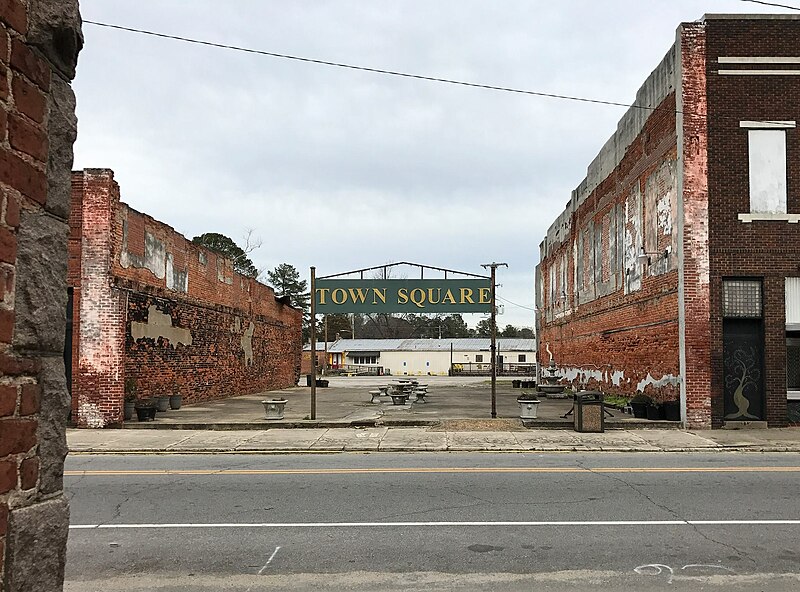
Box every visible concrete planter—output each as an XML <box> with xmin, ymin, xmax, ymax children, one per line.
<box><xmin>262</xmin><ymin>399</ymin><xmax>288</xmax><ymax>420</ymax></box>
<box><xmin>169</xmin><ymin>394</ymin><xmax>182</xmax><ymax>410</ymax></box>
<box><xmin>155</xmin><ymin>396</ymin><xmax>170</xmax><ymax>412</ymax></box>
<box><xmin>517</xmin><ymin>398</ymin><xmax>541</xmax><ymax>419</ymax></box>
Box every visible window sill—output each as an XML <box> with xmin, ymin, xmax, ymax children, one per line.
<box><xmin>788</xmin><ymin>391</ymin><xmax>800</xmax><ymax>401</ymax></box>
<box><xmin>738</xmin><ymin>213</ymin><xmax>800</xmax><ymax>223</ymax></box>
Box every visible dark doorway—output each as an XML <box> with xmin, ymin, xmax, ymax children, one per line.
<box><xmin>722</xmin><ymin>318</ymin><xmax>765</xmax><ymax>421</ymax></box>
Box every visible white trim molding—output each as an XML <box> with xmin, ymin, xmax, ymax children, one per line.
<box><xmin>719</xmin><ymin>57</ymin><xmax>800</xmax><ymax>64</ymax></box>
<box><xmin>738</xmin><ymin>213</ymin><xmax>800</xmax><ymax>223</ymax></box>
<box><xmin>720</xmin><ymin>70</ymin><xmax>800</xmax><ymax>75</ymax></box>
<box><xmin>740</xmin><ymin>120</ymin><xmax>796</xmax><ymax>129</ymax></box>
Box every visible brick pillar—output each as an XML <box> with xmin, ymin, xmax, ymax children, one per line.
<box><xmin>71</xmin><ymin>170</ymin><xmax>125</xmax><ymax>428</ymax></box>
<box><xmin>0</xmin><ymin>0</ymin><xmax>82</xmax><ymax>590</ymax></box>
<box><xmin>677</xmin><ymin>23</ymin><xmax>712</xmax><ymax>428</ymax></box>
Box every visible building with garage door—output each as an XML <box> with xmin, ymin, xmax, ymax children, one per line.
<box><xmin>535</xmin><ymin>14</ymin><xmax>800</xmax><ymax>428</ymax></box>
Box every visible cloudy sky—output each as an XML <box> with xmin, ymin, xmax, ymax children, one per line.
<box><xmin>72</xmin><ymin>0</ymin><xmax>790</xmax><ymax>329</ymax></box>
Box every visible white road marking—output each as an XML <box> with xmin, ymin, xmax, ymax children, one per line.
<box><xmin>635</xmin><ymin>564</ymin><xmax>674</xmax><ymax>584</ymax></box>
<box><xmin>257</xmin><ymin>546</ymin><xmax>280</xmax><ymax>575</ymax></box>
<box><xmin>69</xmin><ymin>519</ymin><xmax>800</xmax><ymax>529</ymax></box>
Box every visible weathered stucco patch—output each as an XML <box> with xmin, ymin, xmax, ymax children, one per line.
<box><xmin>241</xmin><ymin>322</ymin><xmax>255</xmax><ymax>365</ymax></box>
<box><xmin>131</xmin><ymin>305</ymin><xmax>192</xmax><ymax>346</ymax></box>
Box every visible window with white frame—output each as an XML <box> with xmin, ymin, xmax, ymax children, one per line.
<box><xmin>739</xmin><ymin>121</ymin><xmax>795</xmax><ymax>219</ymax></box>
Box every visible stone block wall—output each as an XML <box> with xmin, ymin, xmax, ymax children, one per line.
<box><xmin>69</xmin><ymin>169</ymin><xmax>302</xmax><ymax>427</ymax></box>
<box><xmin>1</xmin><ymin>0</ymin><xmax>82</xmax><ymax>590</ymax></box>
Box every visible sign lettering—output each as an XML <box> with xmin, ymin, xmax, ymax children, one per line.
<box><xmin>315</xmin><ymin>279</ymin><xmax>491</xmax><ymax>313</ymax></box>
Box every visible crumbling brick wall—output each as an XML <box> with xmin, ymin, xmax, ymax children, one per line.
<box><xmin>536</xmin><ymin>51</ymin><xmax>681</xmax><ymax>404</ymax></box>
<box><xmin>1</xmin><ymin>0</ymin><xmax>82</xmax><ymax>590</ymax></box>
<box><xmin>69</xmin><ymin>169</ymin><xmax>302</xmax><ymax>426</ymax></box>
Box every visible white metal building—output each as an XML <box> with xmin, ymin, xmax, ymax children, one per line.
<box><xmin>327</xmin><ymin>338</ymin><xmax>537</xmax><ymax>376</ymax></box>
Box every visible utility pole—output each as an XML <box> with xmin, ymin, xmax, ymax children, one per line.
<box><xmin>310</xmin><ymin>266</ymin><xmax>316</xmax><ymax>420</ymax></box>
<box><xmin>481</xmin><ymin>262</ymin><xmax>508</xmax><ymax>419</ymax></box>
<box><xmin>323</xmin><ymin>315</ymin><xmax>328</xmax><ymax>376</ymax></box>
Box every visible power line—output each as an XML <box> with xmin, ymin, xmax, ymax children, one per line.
<box><xmin>83</xmin><ymin>20</ymin><xmax>675</xmax><ymax>115</ymax></box>
<box><xmin>739</xmin><ymin>0</ymin><xmax>800</xmax><ymax>10</ymax></box>
<box><xmin>496</xmin><ymin>295</ymin><xmax>537</xmax><ymax>312</ymax></box>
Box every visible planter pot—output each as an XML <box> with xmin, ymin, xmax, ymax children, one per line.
<box><xmin>630</xmin><ymin>401</ymin><xmax>648</xmax><ymax>419</ymax></box>
<box><xmin>518</xmin><ymin>398</ymin><xmax>541</xmax><ymax>419</ymax></box>
<box><xmin>124</xmin><ymin>400</ymin><xmax>135</xmax><ymax>421</ymax></box>
<box><xmin>169</xmin><ymin>395</ymin><xmax>182</xmax><ymax>410</ymax></box>
<box><xmin>262</xmin><ymin>399</ymin><xmax>288</xmax><ymax>420</ymax></box>
<box><xmin>512</xmin><ymin>380</ymin><xmax>521</xmax><ymax>389</ymax></box>
<box><xmin>155</xmin><ymin>396</ymin><xmax>170</xmax><ymax>412</ymax></box>
<box><xmin>662</xmin><ymin>400</ymin><xmax>680</xmax><ymax>422</ymax></box>
<box><xmin>135</xmin><ymin>406</ymin><xmax>155</xmax><ymax>422</ymax></box>
<box><xmin>646</xmin><ymin>404</ymin><xmax>665</xmax><ymax>421</ymax></box>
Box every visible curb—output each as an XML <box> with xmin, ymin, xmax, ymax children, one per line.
<box><xmin>67</xmin><ymin>445</ymin><xmax>800</xmax><ymax>455</ymax></box>
<box><xmin>119</xmin><ymin>419</ymin><xmax>681</xmax><ymax>431</ymax></box>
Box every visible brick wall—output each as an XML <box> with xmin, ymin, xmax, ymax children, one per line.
<box><xmin>69</xmin><ymin>169</ymin><xmax>302</xmax><ymax>426</ymax></box>
<box><xmin>704</xmin><ymin>17</ymin><xmax>800</xmax><ymax>427</ymax></box>
<box><xmin>678</xmin><ymin>22</ymin><xmax>712</xmax><ymax>428</ymax></box>
<box><xmin>1</xmin><ymin>0</ymin><xmax>82</xmax><ymax>589</ymax></box>
<box><xmin>536</xmin><ymin>81</ymin><xmax>682</xmax><ymax>402</ymax></box>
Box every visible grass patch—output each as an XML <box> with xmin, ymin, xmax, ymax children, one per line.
<box><xmin>602</xmin><ymin>394</ymin><xmax>630</xmax><ymax>407</ymax></box>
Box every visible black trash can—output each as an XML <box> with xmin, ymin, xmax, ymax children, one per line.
<box><xmin>574</xmin><ymin>390</ymin><xmax>604</xmax><ymax>433</ymax></box>
<box><xmin>305</xmin><ymin>374</ymin><xmax>312</xmax><ymax>387</ymax></box>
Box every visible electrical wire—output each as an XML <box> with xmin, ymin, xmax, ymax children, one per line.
<box><xmin>738</xmin><ymin>0</ymin><xmax>800</xmax><ymax>10</ymax></box>
<box><xmin>496</xmin><ymin>295</ymin><xmax>537</xmax><ymax>312</ymax></box>
<box><xmin>83</xmin><ymin>20</ymin><xmax>678</xmax><ymax>114</ymax></box>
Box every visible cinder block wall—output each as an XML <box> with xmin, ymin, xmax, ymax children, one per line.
<box><xmin>0</xmin><ymin>0</ymin><xmax>82</xmax><ymax>589</ymax></box>
<box><xmin>69</xmin><ymin>169</ymin><xmax>302</xmax><ymax>427</ymax></box>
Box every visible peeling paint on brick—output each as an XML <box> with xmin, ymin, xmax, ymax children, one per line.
<box><xmin>636</xmin><ymin>372</ymin><xmax>681</xmax><ymax>393</ymax></box>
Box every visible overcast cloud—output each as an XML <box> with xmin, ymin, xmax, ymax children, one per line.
<box><xmin>73</xmin><ymin>1</ymin><xmax>789</xmax><ymax>329</ymax></box>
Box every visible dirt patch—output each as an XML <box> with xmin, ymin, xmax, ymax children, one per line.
<box><xmin>428</xmin><ymin>419</ymin><xmax>524</xmax><ymax>432</ymax></box>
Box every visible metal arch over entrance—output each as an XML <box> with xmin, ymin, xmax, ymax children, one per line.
<box><xmin>316</xmin><ymin>262</ymin><xmax>491</xmax><ymax>314</ymax></box>
<box><xmin>308</xmin><ymin>262</ymin><xmax>501</xmax><ymax>420</ymax></box>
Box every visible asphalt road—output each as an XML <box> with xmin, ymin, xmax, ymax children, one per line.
<box><xmin>64</xmin><ymin>452</ymin><xmax>800</xmax><ymax>591</ymax></box>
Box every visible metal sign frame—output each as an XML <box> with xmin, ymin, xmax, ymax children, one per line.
<box><xmin>308</xmin><ymin>262</ymin><xmax>502</xmax><ymax>420</ymax></box>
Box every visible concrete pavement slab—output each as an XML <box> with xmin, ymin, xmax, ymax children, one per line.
<box><xmin>234</xmin><ymin>429</ymin><xmax>328</xmax><ymax>451</ymax></box>
<box><xmin>636</xmin><ymin>430</ymin><xmax>720</xmax><ymax>450</ymax></box>
<box><xmin>311</xmin><ymin>427</ymin><xmax>389</xmax><ymax>451</ymax></box>
<box><xmin>691</xmin><ymin>429</ymin><xmax>800</xmax><ymax>451</ymax></box>
<box><xmin>446</xmin><ymin>431</ymin><xmax>524</xmax><ymax>451</ymax></box>
<box><xmin>511</xmin><ymin>430</ymin><xmax>580</xmax><ymax>451</ymax></box>
<box><xmin>378</xmin><ymin>428</ymin><xmax>447</xmax><ymax>451</ymax></box>
<box><xmin>166</xmin><ymin>431</ymin><xmax>263</xmax><ymax>451</ymax></box>
<box><xmin>68</xmin><ymin>429</ymin><xmax>200</xmax><ymax>451</ymax></box>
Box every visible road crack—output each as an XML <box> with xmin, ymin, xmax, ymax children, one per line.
<box><xmin>575</xmin><ymin>459</ymin><xmax>756</xmax><ymax>565</ymax></box>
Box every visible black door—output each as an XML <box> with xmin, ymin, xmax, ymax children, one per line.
<box><xmin>722</xmin><ymin>318</ymin><xmax>765</xmax><ymax>421</ymax></box>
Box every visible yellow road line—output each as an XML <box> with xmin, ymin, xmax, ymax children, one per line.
<box><xmin>64</xmin><ymin>466</ymin><xmax>800</xmax><ymax>476</ymax></box>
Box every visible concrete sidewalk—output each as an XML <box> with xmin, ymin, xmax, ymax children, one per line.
<box><xmin>67</xmin><ymin>425</ymin><xmax>800</xmax><ymax>454</ymax></box>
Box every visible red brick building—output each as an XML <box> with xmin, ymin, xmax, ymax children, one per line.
<box><xmin>535</xmin><ymin>14</ymin><xmax>800</xmax><ymax>429</ymax></box>
<box><xmin>68</xmin><ymin>169</ymin><xmax>302</xmax><ymax>428</ymax></box>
